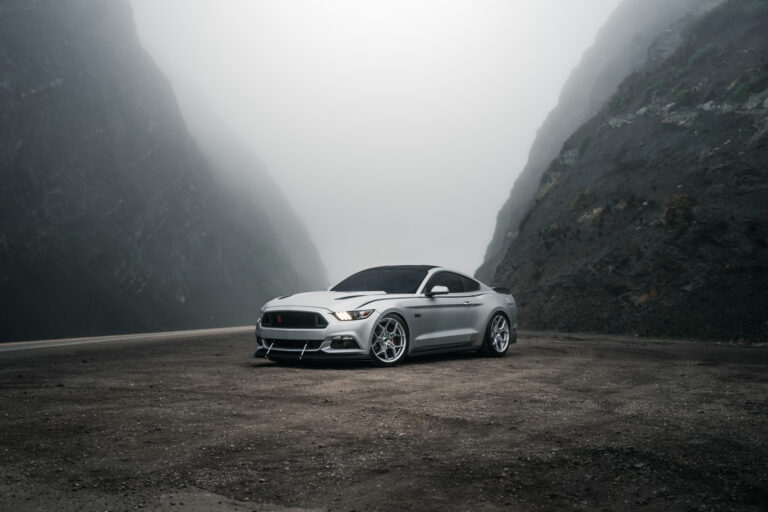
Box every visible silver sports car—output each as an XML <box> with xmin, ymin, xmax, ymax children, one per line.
<box><xmin>253</xmin><ymin>265</ymin><xmax>517</xmax><ymax>366</ymax></box>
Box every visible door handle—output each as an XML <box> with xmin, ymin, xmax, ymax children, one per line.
<box><xmin>463</xmin><ymin>301</ymin><xmax>477</xmax><ymax>306</ymax></box>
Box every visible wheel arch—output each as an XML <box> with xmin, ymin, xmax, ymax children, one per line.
<box><xmin>486</xmin><ymin>307</ymin><xmax>511</xmax><ymax>327</ymax></box>
<box><xmin>376</xmin><ymin>309</ymin><xmax>410</xmax><ymax>335</ymax></box>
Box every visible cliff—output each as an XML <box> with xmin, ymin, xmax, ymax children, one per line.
<box><xmin>0</xmin><ymin>0</ymin><xmax>326</xmax><ymax>341</ymax></box>
<box><xmin>488</xmin><ymin>0</ymin><xmax>768</xmax><ymax>340</ymax></box>
<box><xmin>477</xmin><ymin>0</ymin><xmax>724</xmax><ymax>283</ymax></box>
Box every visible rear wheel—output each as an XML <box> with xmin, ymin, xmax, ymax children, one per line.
<box><xmin>370</xmin><ymin>315</ymin><xmax>409</xmax><ymax>367</ymax></box>
<box><xmin>481</xmin><ymin>313</ymin><xmax>510</xmax><ymax>357</ymax></box>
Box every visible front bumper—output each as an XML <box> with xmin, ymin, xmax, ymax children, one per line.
<box><xmin>254</xmin><ymin>307</ymin><xmax>377</xmax><ymax>361</ymax></box>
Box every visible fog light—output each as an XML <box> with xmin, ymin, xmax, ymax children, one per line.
<box><xmin>330</xmin><ymin>336</ymin><xmax>359</xmax><ymax>349</ymax></box>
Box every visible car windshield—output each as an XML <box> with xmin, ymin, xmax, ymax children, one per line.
<box><xmin>331</xmin><ymin>268</ymin><xmax>429</xmax><ymax>294</ymax></box>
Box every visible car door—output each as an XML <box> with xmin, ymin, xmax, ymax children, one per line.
<box><xmin>456</xmin><ymin>273</ymin><xmax>488</xmax><ymax>346</ymax></box>
<box><xmin>407</xmin><ymin>271</ymin><xmax>477</xmax><ymax>351</ymax></box>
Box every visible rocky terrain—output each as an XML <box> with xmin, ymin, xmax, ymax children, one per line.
<box><xmin>482</xmin><ymin>0</ymin><xmax>768</xmax><ymax>341</ymax></box>
<box><xmin>0</xmin><ymin>330</ymin><xmax>766</xmax><ymax>511</ymax></box>
<box><xmin>0</xmin><ymin>0</ymin><xmax>326</xmax><ymax>342</ymax></box>
<box><xmin>477</xmin><ymin>0</ymin><xmax>724</xmax><ymax>284</ymax></box>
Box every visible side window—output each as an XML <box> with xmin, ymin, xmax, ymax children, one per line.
<box><xmin>424</xmin><ymin>272</ymin><xmax>464</xmax><ymax>293</ymax></box>
<box><xmin>461</xmin><ymin>276</ymin><xmax>480</xmax><ymax>292</ymax></box>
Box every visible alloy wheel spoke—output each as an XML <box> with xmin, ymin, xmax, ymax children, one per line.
<box><xmin>490</xmin><ymin>315</ymin><xmax>509</xmax><ymax>352</ymax></box>
<box><xmin>372</xmin><ymin>318</ymin><xmax>406</xmax><ymax>363</ymax></box>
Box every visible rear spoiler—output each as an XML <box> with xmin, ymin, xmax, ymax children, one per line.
<box><xmin>493</xmin><ymin>287</ymin><xmax>512</xmax><ymax>295</ymax></box>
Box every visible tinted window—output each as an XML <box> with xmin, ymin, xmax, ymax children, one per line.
<box><xmin>461</xmin><ymin>276</ymin><xmax>480</xmax><ymax>292</ymax></box>
<box><xmin>331</xmin><ymin>268</ymin><xmax>429</xmax><ymax>294</ymax></box>
<box><xmin>424</xmin><ymin>272</ymin><xmax>464</xmax><ymax>293</ymax></box>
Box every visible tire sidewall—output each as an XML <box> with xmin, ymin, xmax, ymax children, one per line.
<box><xmin>483</xmin><ymin>312</ymin><xmax>510</xmax><ymax>357</ymax></box>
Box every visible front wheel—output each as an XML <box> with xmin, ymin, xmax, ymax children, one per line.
<box><xmin>481</xmin><ymin>313</ymin><xmax>511</xmax><ymax>357</ymax></box>
<box><xmin>370</xmin><ymin>314</ymin><xmax>409</xmax><ymax>367</ymax></box>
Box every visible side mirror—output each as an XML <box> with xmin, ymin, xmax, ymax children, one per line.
<box><xmin>426</xmin><ymin>285</ymin><xmax>449</xmax><ymax>297</ymax></box>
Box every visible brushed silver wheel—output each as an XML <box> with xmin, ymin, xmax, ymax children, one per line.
<box><xmin>370</xmin><ymin>315</ymin><xmax>408</xmax><ymax>366</ymax></box>
<box><xmin>482</xmin><ymin>313</ymin><xmax>510</xmax><ymax>356</ymax></box>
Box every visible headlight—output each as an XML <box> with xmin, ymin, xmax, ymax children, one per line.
<box><xmin>333</xmin><ymin>309</ymin><xmax>374</xmax><ymax>321</ymax></box>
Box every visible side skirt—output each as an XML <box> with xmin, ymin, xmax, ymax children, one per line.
<box><xmin>408</xmin><ymin>344</ymin><xmax>478</xmax><ymax>358</ymax></box>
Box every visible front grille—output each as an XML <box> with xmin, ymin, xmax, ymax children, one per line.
<box><xmin>261</xmin><ymin>311</ymin><xmax>328</xmax><ymax>329</ymax></box>
<box><xmin>262</xmin><ymin>338</ymin><xmax>323</xmax><ymax>351</ymax></box>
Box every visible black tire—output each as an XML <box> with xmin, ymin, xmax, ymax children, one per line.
<box><xmin>480</xmin><ymin>312</ymin><xmax>511</xmax><ymax>357</ymax></box>
<box><xmin>369</xmin><ymin>314</ymin><xmax>410</xmax><ymax>367</ymax></box>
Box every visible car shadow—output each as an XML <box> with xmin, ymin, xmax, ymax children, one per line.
<box><xmin>248</xmin><ymin>348</ymin><xmax>520</xmax><ymax>370</ymax></box>
<box><xmin>250</xmin><ymin>358</ymin><xmax>369</xmax><ymax>371</ymax></box>
<box><xmin>404</xmin><ymin>349</ymin><xmax>521</xmax><ymax>365</ymax></box>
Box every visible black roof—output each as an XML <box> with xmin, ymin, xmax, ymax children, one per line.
<box><xmin>362</xmin><ymin>265</ymin><xmax>438</xmax><ymax>271</ymax></box>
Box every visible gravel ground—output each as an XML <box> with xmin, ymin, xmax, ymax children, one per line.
<box><xmin>0</xmin><ymin>331</ymin><xmax>766</xmax><ymax>511</ymax></box>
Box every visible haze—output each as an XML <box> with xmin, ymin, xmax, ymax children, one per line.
<box><xmin>130</xmin><ymin>0</ymin><xmax>622</xmax><ymax>284</ymax></box>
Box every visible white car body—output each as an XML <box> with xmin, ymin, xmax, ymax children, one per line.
<box><xmin>254</xmin><ymin>265</ymin><xmax>517</xmax><ymax>365</ymax></box>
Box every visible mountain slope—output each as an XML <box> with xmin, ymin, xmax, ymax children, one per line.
<box><xmin>490</xmin><ymin>0</ymin><xmax>768</xmax><ymax>340</ymax></box>
<box><xmin>477</xmin><ymin>0</ymin><xmax>724</xmax><ymax>283</ymax></box>
<box><xmin>171</xmin><ymin>97</ymin><xmax>328</xmax><ymax>286</ymax></box>
<box><xmin>0</xmin><ymin>0</ymin><xmax>325</xmax><ymax>341</ymax></box>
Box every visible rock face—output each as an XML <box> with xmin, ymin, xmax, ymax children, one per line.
<box><xmin>486</xmin><ymin>0</ymin><xmax>768</xmax><ymax>340</ymax></box>
<box><xmin>477</xmin><ymin>0</ymin><xmax>723</xmax><ymax>283</ymax></box>
<box><xmin>0</xmin><ymin>0</ymin><xmax>327</xmax><ymax>342</ymax></box>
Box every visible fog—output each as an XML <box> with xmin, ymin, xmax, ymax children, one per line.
<box><xmin>130</xmin><ymin>0</ymin><xmax>621</xmax><ymax>284</ymax></box>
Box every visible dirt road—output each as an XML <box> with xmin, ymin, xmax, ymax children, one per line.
<box><xmin>0</xmin><ymin>331</ymin><xmax>766</xmax><ymax>511</ymax></box>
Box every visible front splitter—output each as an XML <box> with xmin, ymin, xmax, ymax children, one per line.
<box><xmin>252</xmin><ymin>347</ymin><xmax>370</xmax><ymax>362</ymax></box>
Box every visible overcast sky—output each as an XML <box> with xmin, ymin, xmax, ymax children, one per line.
<box><xmin>130</xmin><ymin>0</ymin><xmax>622</xmax><ymax>284</ymax></box>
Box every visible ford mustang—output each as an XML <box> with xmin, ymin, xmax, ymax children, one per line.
<box><xmin>253</xmin><ymin>265</ymin><xmax>517</xmax><ymax>366</ymax></box>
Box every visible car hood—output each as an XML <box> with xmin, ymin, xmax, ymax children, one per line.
<box><xmin>263</xmin><ymin>291</ymin><xmax>406</xmax><ymax>312</ymax></box>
